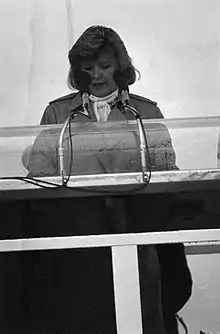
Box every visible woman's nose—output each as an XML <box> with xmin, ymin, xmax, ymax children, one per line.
<box><xmin>93</xmin><ymin>66</ymin><xmax>102</xmax><ymax>79</ymax></box>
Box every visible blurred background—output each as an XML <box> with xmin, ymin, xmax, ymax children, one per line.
<box><xmin>0</xmin><ymin>0</ymin><xmax>219</xmax><ymax>126</ymax></box>
<box><xmin>0</xmin><ymin>0</ymin><xmax>220</xmax><ymax>332</ymax></box>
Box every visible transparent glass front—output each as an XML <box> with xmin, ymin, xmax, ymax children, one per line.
<box><xmin>0</xmin><ymin>117</ymin><xmax>220</xmax><ymax>178</ymax></box>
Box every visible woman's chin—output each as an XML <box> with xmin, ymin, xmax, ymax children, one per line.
<box><xmin>90</xmin><ymin>86</ymin><xmax>107</xmax><ymax>97</ymax></box>
<box><xmin>90</xmin><ymin>84</ymin><xmax>118</xmax><ymax>97</ymax></box>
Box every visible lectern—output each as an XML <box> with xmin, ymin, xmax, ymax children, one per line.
<box><xmin>1</xmin><ymin>117</ymin><xmax>220</xmax><ymax>333</ymax></box>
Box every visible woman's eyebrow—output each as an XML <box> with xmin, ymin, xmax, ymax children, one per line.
<box><xmin>81</xmin><ymin>62</ymin><xmax>93</xmax><ymax>68</ymax></box>
<box><xmin>99</xmin><ymin>59</ymin><xmax>111</xmax><ymax>64</ymax></box>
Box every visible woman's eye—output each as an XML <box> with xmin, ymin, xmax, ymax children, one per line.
<box><xmin>83</xmin><ymin>67</ymin><xmax>92</xmax><ymax>71</ymax></box>
<box><xmin>81</xmin><ymin>64</ymin><xmax>93</xmax><ymax>71</ymax></box>
<box><xmin>102</xmin><ymin>64</ymin><xmax>110</xmax><ymax>69</ymax></box>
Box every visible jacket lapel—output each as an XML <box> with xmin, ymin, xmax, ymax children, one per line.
<box><xmin>108</xmin><ymin>97</ymin><xmax>136</xmax><ymax>122</ymax></box>
<box><xmin>69</xmin><ymin>92</ymin><xmax>97</xmax><ymax>122</ymax></box>
<box><xmin>108</xmin><ymin>105</ymin><xmax>128</xmax><ymax>122</ymax></box>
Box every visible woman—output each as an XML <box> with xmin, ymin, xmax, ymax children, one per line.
<box><xmin>25</xmin><ymin>25</ymin><xmax>192</xmax><ymax>333</ymax></box>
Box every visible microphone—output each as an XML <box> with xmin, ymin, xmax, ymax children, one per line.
<box><xmin>75</xmin><ymin>70</ymin><xmax>91</xmax><ymax>116</ymax></box>
<box><xmin>82</xmin><ymin>92</ymin><xmax>89</xmax><ymax>114</ymax></box>
<box><xmin>113</xmin><ymin>71</ymin><xmax>129</xmax><ymax>112</ymax></box>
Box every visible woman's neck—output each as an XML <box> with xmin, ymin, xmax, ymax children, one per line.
<box><xmin>89</xmin><ymin>88</ymin><xmax>119</xmax><ymax>102</ymax></box>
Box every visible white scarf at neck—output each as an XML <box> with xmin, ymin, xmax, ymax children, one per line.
<box><xmin>89</xmin><ymin>89</ymin><xmax>118</xmax><ymax>122</ymax></box>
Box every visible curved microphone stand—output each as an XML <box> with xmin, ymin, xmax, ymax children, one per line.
<box><xmin>121</xmin><ymin>104</ymin><xmax>149</xmax><ymax>183</ymax></box>
<box><xmin>58</xmin><ymin>109</ymin><xmax>90</xmax><ymax>185</ymax></box>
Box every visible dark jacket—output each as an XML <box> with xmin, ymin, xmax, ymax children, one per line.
<box><xmin>26</xmin><ymin>92</ymin><xmax>178</xmax><ymax>176</ymax></box>
<box><xmin>40</xmin><ymin>91</ymin><xmax>163</xmax><ymax>124</ymax></box>
<box><xmin>24</xmin><ymin>92</ymin><xmax>192</xmax><ymax>333</ymax></box>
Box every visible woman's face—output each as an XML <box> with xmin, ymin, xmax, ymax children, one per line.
<box><xmin>81</xmin><ymin>47</ymin><xmax>118</xmax><ymax>97</ymax></box>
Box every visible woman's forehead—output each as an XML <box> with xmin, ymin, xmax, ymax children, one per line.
<box><xmin>82</xmin><ymin>46</ymin><xmax>117</xmax><ymax>64</ymax></box>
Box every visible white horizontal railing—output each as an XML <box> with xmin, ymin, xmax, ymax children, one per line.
<box><xmin>0</xmin><ymin>228</ymin><xmax>220</xmax><ymax>253</ymax></box>
<box><xmin>1</xmin><ymin>228</ymin><xmax>220</xmax><ymax>333</ymax></box>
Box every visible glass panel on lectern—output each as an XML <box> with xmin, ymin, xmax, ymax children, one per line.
<box><xmin>0</xmin><ymin>117</ymin><xmax>219</xmax><ymax>179</ymax></box>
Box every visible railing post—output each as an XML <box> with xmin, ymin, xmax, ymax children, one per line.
<box><xmin>111</xmin><ymin>245</ymin><xmax>143</xmax><ymax>334</ymax></box>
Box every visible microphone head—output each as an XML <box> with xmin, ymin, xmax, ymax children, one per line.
<box><xmin>114</xmin><ymin>71</ymin><xmax>130</xmax><ymax>111</ymax></box>
<box><xmin>75</xmin><ymin>70</ymin><xmax>91</xmax><ymax>93</ymax></box>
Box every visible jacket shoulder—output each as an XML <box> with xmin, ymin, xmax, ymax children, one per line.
<box><xmin>49</xmin><ymin>92</ymin><xmax>78</xmax><ymax>105</ymax></box>
<box><xmin>130</xmin><ymin>93</ymin><xmax>157</xmax><ymax>106</ymax></box>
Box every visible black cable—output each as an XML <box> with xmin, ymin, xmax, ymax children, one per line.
<box><xmin>62</xmin><ymin>112</ymin><xmax>74</xmax><ymax>186</ymax></box>
<box><xmin>0</xmin><ymin>176</ymin><xmax>61</xmax><ymax>189</ymax></box>
<box><xmin>136</xmin><ymin>112</ymin><xmax>152</xmax><ymax>183</ymax></box>
<box><xmin>0</xmin><ymin>174</ymin><xmax>150</xmax><ymax>194</ymax></box>
<box><xmin>176</xmin><ymin>314</ymin><xmax>188</xmax><ymax>334</ymax></box>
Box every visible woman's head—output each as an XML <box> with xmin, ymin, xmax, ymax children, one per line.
<box><xmin>68</xmin><ymin>25</ymin><xmax>139</xmax><ymax>97</ymax></box>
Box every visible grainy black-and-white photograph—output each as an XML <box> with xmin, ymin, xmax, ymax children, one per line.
<box><xmin>0</xmin><ymin>1</ymin><xmax>220</xmax><ymax>333</ymax></box>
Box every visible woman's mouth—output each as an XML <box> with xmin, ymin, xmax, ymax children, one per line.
<box><xmin>92</xmin><ymin>83</ymin><xmax>106</xmax><ymax>89</ymax></box>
